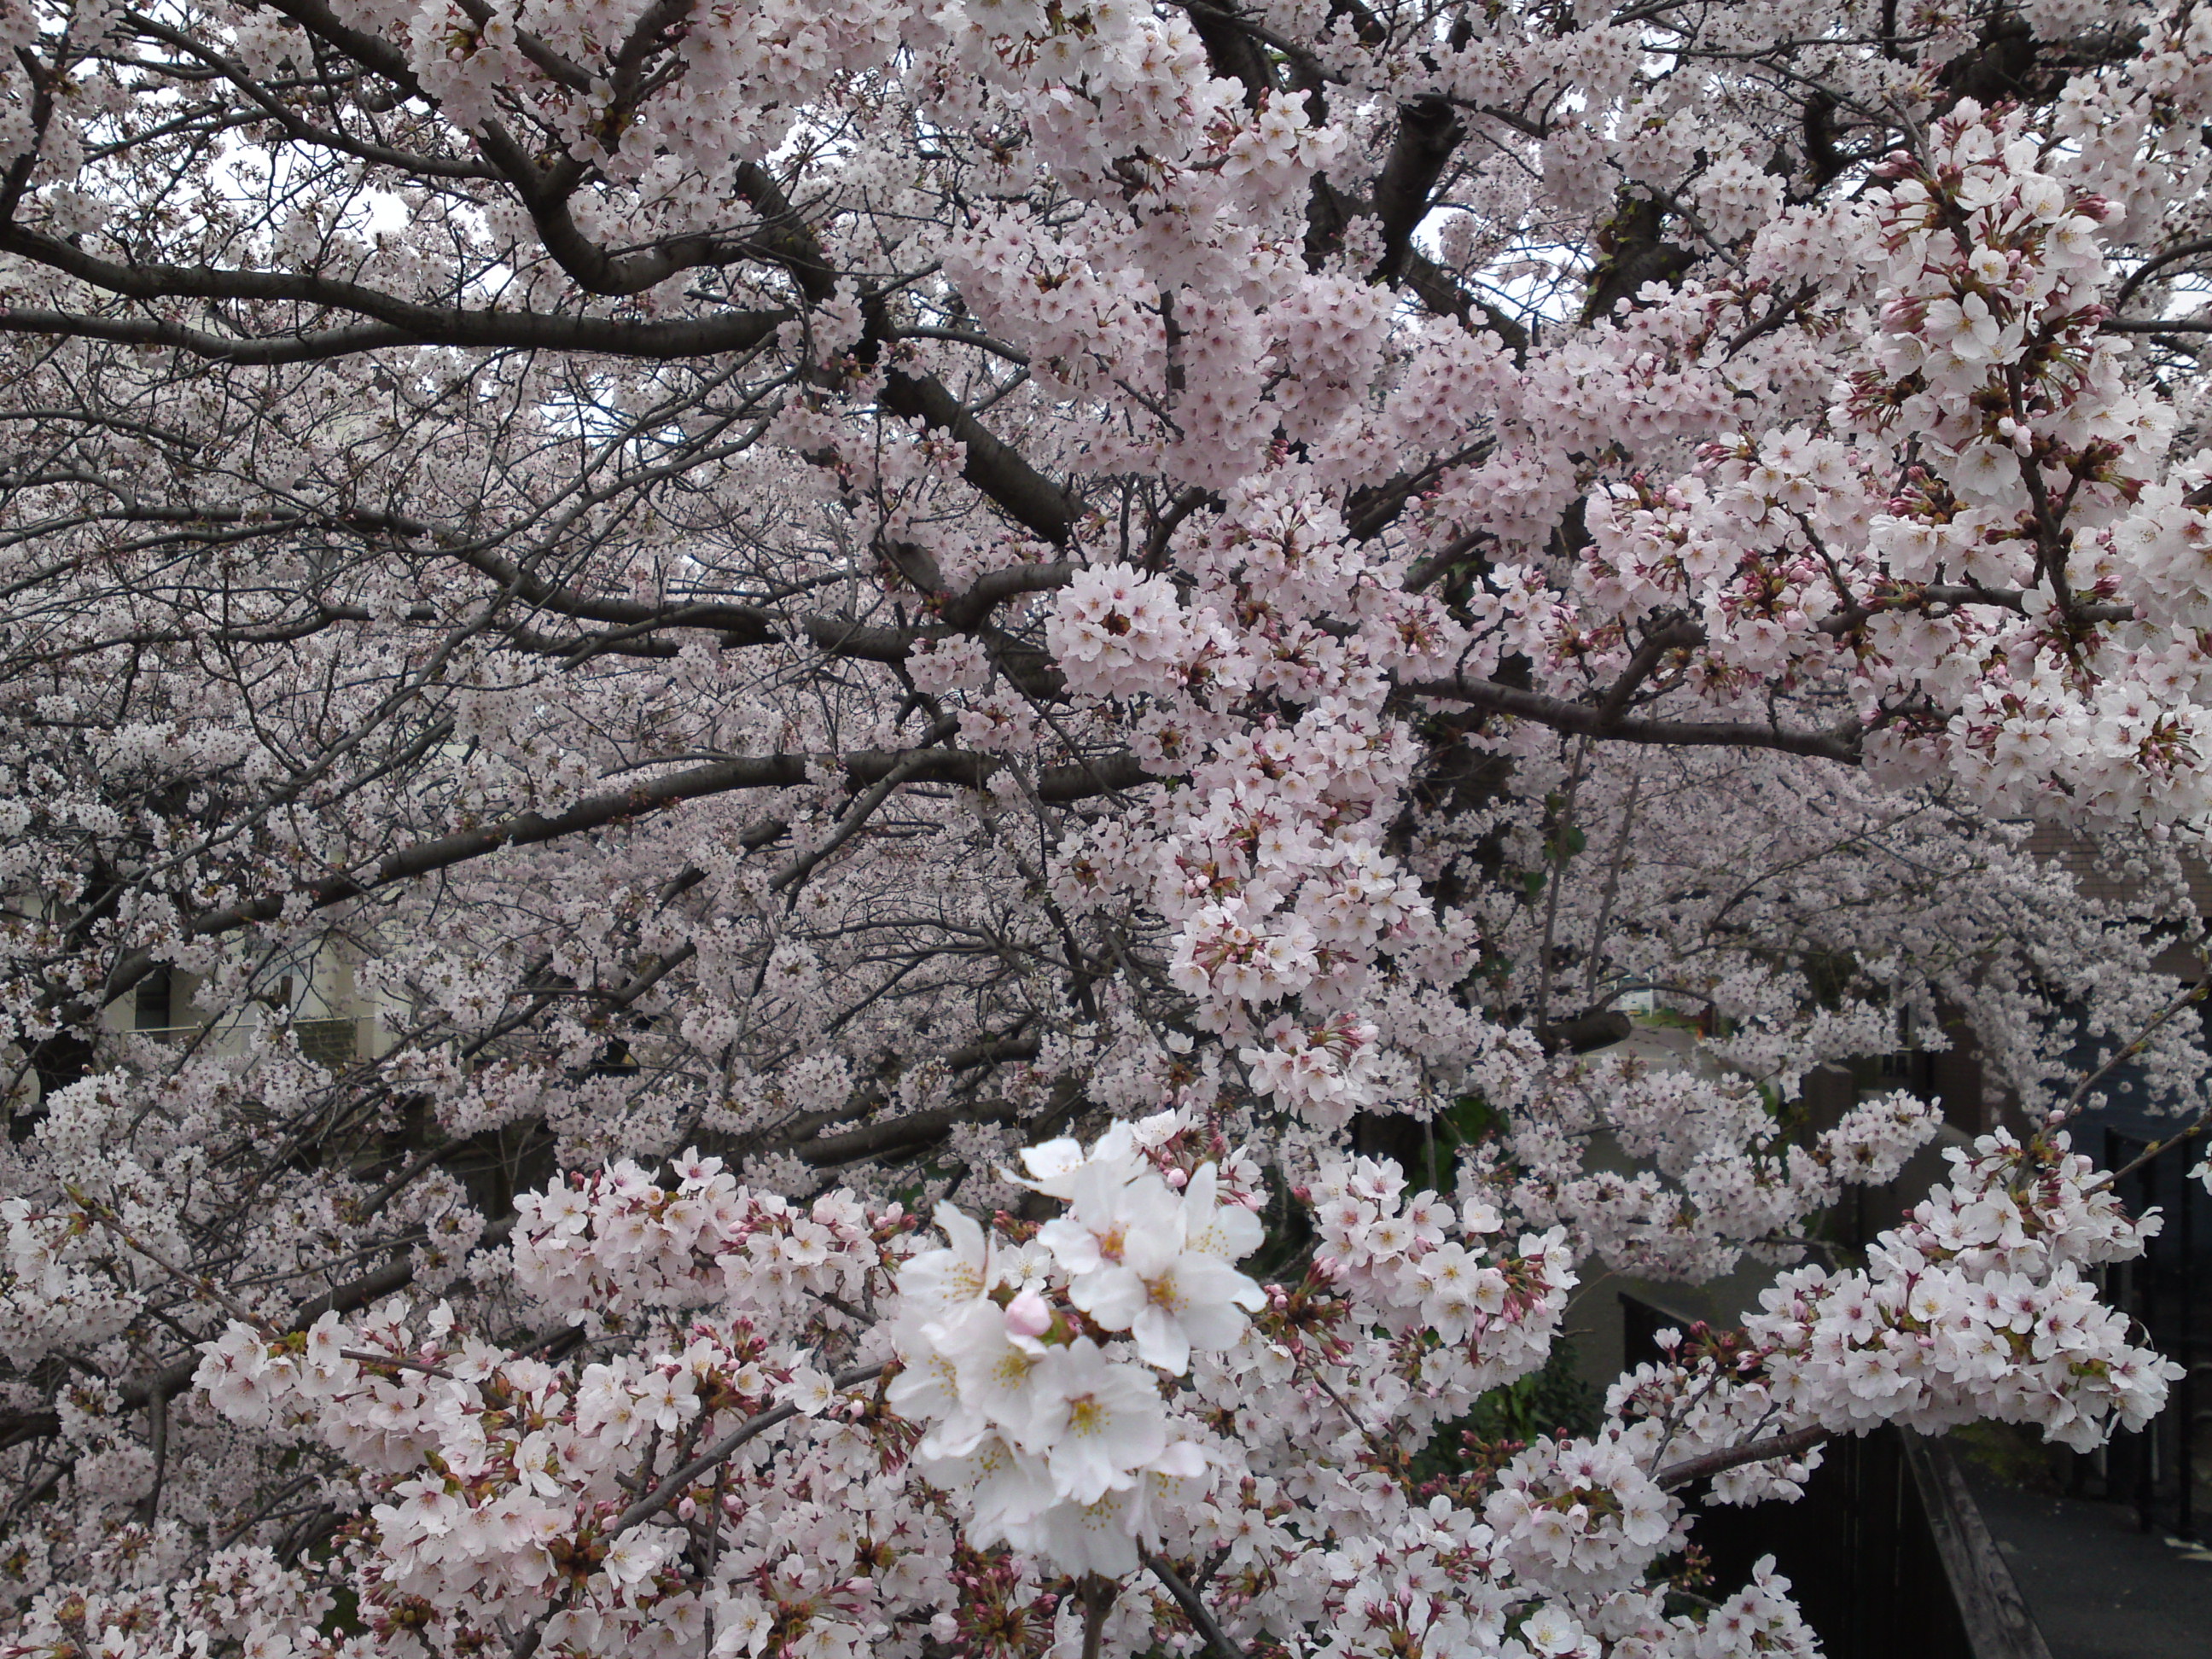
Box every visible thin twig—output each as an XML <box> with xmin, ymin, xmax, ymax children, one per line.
<box><xmin>605</xmin><ymin>1363</ymin><xmax>883</xmax><ymax>1538</ymax></box>
<box><xmin>1144</xmin><ymin>1551</ymin><xmax>1249</xmax><ymax>1659</ymax></box>
<box><xmin>67</xmin><ymin>1187</ymin><xmax>268</xmax><ymax>1330</ymax></box>
<box><xmin>772</xmin><ymin>719</ymin><xmax>958</xmax><ymax>894</ymax></box>
<box><xmin>2092</xmin><ymin>1096</ymin><xmax>2212</xmax><ymax>1193</ymax></box>
<box><xmin>1534</xmin><ymin>736</ymin><xmax>1590</xmax><ymax>1031</ymax></box>
<box><xmin>135</xmin><ymin>1389</ymin><xmax>166</xmax><ymax>1526</ymax></box>
<box><xmin>341</xmin><ymin>1349</ymin><xmax>457</xmax><ymax>1379</ymax></box>
<box><xmin>2054</xmin><ymin>967</ymin><xmax>2211</xmax><ymax>1126</ymax></box>
<box><xmin>1653</xmin><ymin>1423</ymin><xmax>1831</xmax><ymax>1490</ymax></box>
<box><xmin>1580</xmin><ymin>759</ymin><xmax>1643</xmax><ymax>1006</ymax></box>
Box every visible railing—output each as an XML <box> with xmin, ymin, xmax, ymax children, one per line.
<box><xmin>125</xmin><ymin>1016</ymin><xmax>365</xmax><ymax>1069</ymax></box>
<box><xmin>1901</xmin><ymin>1434</ymin><xmax>2052</xmax><ymax>1659</ymax></box>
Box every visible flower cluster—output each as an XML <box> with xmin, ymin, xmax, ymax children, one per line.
<box><xmin>889</xmin><ymin>1120</ymin><xmax>1263</xmax><ymax>1573</ymax></box>
<box><xmin>1747</xmin><ymin>1130</ymin><xmax>2180</xmax><ymax>1449</ymax></box>
<box><xmin>1604</xmin><ymin>1125</ymin><xmax>2183</xmax><ymax>1531</ymax></box>
<box><xmin>510</xmin><ymin>1150</ymin><xmax>898</xmax><ymax>1324</ymax></box>
<box><xmin>1310</xmin><ymin>1156</ymin><xmax>1575</xmax><ymax>1386</ymax></box>
<box><xmin>1484</xmin><ymin>1435</ymin><xmax>1681</xmax><ymax>1598</ymax></box>
<box><xmin>2</xmin><ymin>1196</ymin><xmax>140</xmax><ymax>1369</ymax></box>
<box><xmin>193</xmin><ymin>1258</ymin><xmax>898</xmax><ymax>1645</ymax></box>
<box><xmin>1045</xmin><ymin>564</ymin><xmax>1208</xmax><ymax>702</ymax></box>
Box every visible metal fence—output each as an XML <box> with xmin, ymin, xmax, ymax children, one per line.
<box><xmin>2081</xmin><ymin>1126</ymin><xmax>2205</xmax><ymax>1541</ymax></box>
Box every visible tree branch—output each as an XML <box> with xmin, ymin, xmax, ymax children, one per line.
<box><xmin>0</xmin><ymin>297</ymin><xmax>795</xmax><ymax>364</ymax></box>
<box><xmin>86</xmin><ymin>748</ymin><xmax>1152</xmax><ymax>1013</ymax></box>
<box><xmin>1404</xmin><ymin>677</ymin><xmax>1863</xmax><ymax>762</ymax></box>
<box><xmin>605</xmin><ymin>1363</ymin><xmax>885</xmax><ymax>1538</ymax></box>
<box><xmin>1144</xmin><ymin>1550</ymin><xmax>1249</xmax><ymax>1659</ymax></box>
<box><xmin>1654</xmin><ymin>1424</ymin><xmax>1831</xmax><ymax>1490</ymax></box>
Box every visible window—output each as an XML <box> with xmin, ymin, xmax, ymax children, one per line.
<box><xmin>134</xmin><ymin>968</ymin><xmax>173</xmax><ymax>1032</ymax></box>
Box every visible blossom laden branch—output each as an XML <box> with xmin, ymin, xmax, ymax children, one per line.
<box><xmin>1653</xmin><ymin>1425</ymin><xmax>1833</xmax><ymax>1492</ymax></box>
<box><xmin>604</xmin><ymin>1362</ymin><xmax>887</xmax><ymax>1539</ymax></box>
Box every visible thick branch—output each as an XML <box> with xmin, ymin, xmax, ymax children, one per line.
<box><xmin>1371</xmin><ymin>96</ymin><xmax>1464</xmax><ymax>285</ymax></box>
<box><xmin>1595</xmin><ymin>619</ymin><xmax>1703</xmax><ymax>725</ymax></box>
<box><xmin>0</xmin><ymin>296</ymin><xmax>795</xmax><ymax>364</ymax></box>
<box><xmin>1405</xmin><ymin>677</ymin><xmax>1863</xmax><ymax>763</ymax></box>
<box><xmin>774</xmin><ymin>1099</ymin><xmax>1023</xmax><ymax>1165</ymax></box>
<box><xmin>877</xmin><ymin>369</ymin><xmax>1082</xmax><ymax>547</ymax></box>
<box><xmin>89</xmin><ymin>748</ymin><xmax>1152</xmax><ymax>1010</ymax></box>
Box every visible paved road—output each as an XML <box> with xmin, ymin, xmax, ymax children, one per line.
<box><xmin>1962</xmin><ymin>1470</ymin><xmax>2212</xmax><ymax>1659</ymax></box>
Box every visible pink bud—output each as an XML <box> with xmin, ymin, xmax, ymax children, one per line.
<box><xmin>1004</xmin><ymin>1287</ymin><xmax>1052</xmax><ymax>1340</ymax></box>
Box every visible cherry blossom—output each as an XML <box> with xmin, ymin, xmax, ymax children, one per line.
<box><xmin>4</xmin><ymin>1</ymin><xmax>2212</xmax><ymax>1655</ymax></box>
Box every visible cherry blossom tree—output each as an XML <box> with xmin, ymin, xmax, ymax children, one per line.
<box><xmin>4</xmin><ymin>0</ymin><xmax>2212</xmax><ymax>1653</ymax></box>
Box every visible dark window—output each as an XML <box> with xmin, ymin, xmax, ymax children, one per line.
<box><xmin>134</xmin><ymin>968</ymin><xmax>172</xmax><ymax>1031</ymax></box>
